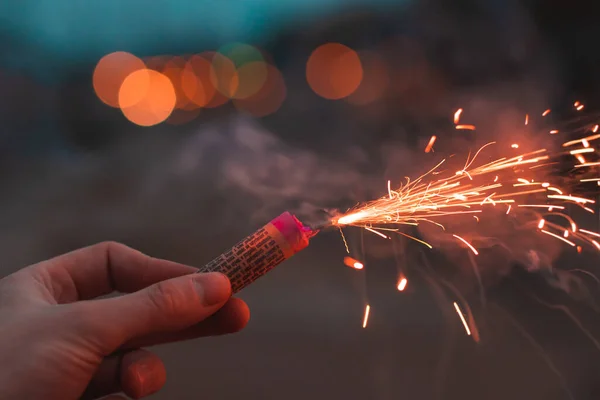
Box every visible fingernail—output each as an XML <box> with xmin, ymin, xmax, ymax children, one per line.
<box><xmin>136</xmin><ymin>361</ymin><xmax>164</xmax><ymax>398</ymax></box>
<box><xmin>193</xmin><ymin>272</ymin><xmax>231</xmax><ymax>306</ymax></box>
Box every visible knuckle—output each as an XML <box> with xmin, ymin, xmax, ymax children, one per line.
<box><xmin>95</xmin><ymin>240</ymin><xmax>126</xmax><ymax>252</ymax></box>
<box><xmin>146</xmin><ymin>281</ymin><xmax>191</xmax><ymax>317</ymax></box>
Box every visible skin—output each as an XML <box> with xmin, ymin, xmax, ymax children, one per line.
<box><xmin>0</xmin><ymin>241</ymin><xmax>250</xmax><ymax>400</ymax></box>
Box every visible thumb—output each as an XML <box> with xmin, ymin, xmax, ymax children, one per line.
<box><xmin>87</xmin><ymin>272</ymin><xmax>231</xmax><ymax>350</ymax></box>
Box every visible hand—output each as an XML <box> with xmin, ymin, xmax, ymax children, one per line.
<box><xmin>0</xmin><ymin>241</ymin><xmax>250</xmax><ymax>400</ymax></box>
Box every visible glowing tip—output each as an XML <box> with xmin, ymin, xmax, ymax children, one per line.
<box><xmin>397</xmin><ymin>277</ymin><xmax>408</xmax><ymax>291</ymax></box>
<box><xmin>344</xmin><ymin>256</ymin><xmax>364</xmax><ymax>270</ymax></box>
<box><xmin>453</xmin><ymin>302</ymin><xmax>472</xmax><ymax>336</ymax></box>
<box><xmin>362</xmin><ymin>305</ymin><xmax>370</xmax><ymax>328</ymax></box>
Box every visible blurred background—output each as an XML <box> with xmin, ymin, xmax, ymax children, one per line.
<box><xmin>2</xmin><ymin>0</ymin><xmax>600</xmax><ymax>399</ymax></box>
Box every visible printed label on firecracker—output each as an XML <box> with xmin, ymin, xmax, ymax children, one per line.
<box><xmin>199</xmin><ymin>222</ymin><xmax>293</xmax><ymax>292</ymax></box>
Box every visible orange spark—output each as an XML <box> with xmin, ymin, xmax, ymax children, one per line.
<box><xmin>583</xmin><ymin>139</ymin><xmax>591</xmax><ymax>147</ymax></box>
<box><xmin>511</xmin><ymin>143</ymin><xmax>519</xmax><ymax>149</ymax></box>
<box><xmin>425</xmin><ymin>135</ymin><xmax>437</xmax><ymax>153</ymax></box>
<box><xmin>547</xmin><ymin>195</ymin><xmax>595</xmax><ymax>204</ymax></box>
<box><xmin>542</xmin><ymin>109</ymin><xmax>551</xmax><ymax>116</ymax></box>
<box><xmin>538</xmin><ymin>219</ymin><xmax>546</xmax><ymax>229</ymax></box>
<box><xmin>343</xmin><ymin>256</ymin><xmax>364</xmax><ymax>270</ymax></box>
<box><xmin>575</xmin><ymin>162</ymin><xmax>600</xmax><ymax>168</ymax></box>
<box><xmin>365</xmin><ymin>227</ymin><xmax>389</xmax><ymax>239</ymax></box>
<box><xmin>453</xmin><ymin>234</ymin><xmax>479</xmax><ymax>255</ymax></box>
<box><xmin>456</xmin><ymin>124</ymin><xmax>476</xmax><ymax>131</ymax></box>
<box><xmin>577</xmin><ymin>105</ymin><xmax>585</xmax><ymax>111</ymax></box>
<box><xmin>506</xmin><ymin>205</ymin><xmax>512</xmax><ymax>214</ymax></box>
<box><xmin>574</xmin><ymin>101</ymin><xmax>580</xmax><ymax>107</ymax></box>
<box><xmin>541</xmin><ymin>229</ymin><xmax>576</xmax><ymax>247</ymax></box>
<box><xmin>563</xmin><ymin>134</ymin><xmax>600</xmax><ymax>147</ymax></box>
<box><xmin>362</xmin><ymin>305</ymin><xmax>370</xmax><ymax>328</ymax></box>
<box><xmin>570</xmin><ymin>148</ymin><xmax>594</xmax><ymax>155</ymax></box>
<box><xmin>593</xmin><ymin>125</ymin><xmax>599</xmax><ymax>133</ymax></box>
<box><xmin>397</xmin><ymin>277</ymin><xmax>408</xmax><ymax>291</ymax></box>
<box><xmin>580</xmin><ymin>229</ymin><xmax>600</xmax><ymax>238</ymax></box>
<box><xmin>550</xmin><ymin>130</ymin><xmax>559</xmax><ymax>134</ymax></box>
<box><xmin>576</xmin><ymin>154</ymin><xmax>587</xmax><ymax>164</ymax></box>
<box><xmin>525</xmin><ymin>114</ymin><xmax>529</xmax><ymax>125</ymax></box>
<box><xmin>453</xmin><ymin>302</ymin><xmax>471</xmax><ymax>336</ymax></box>
<box><xmin>454</xmin><ymin>108</ymin><xmax>463</xmax><ymax>124</ymax></box>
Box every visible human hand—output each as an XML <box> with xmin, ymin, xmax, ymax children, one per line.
<box><xmin>0</xmin><ymin>241</ymin><xmax>250</xmax><ymax>400</ymax></box>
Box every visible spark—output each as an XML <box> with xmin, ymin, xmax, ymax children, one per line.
<box><xmin>583</xmin><ymin>139</ymin><xmax>591</xmax><ymax>147</ymax></box>
<box><xmin>542</xmin><ymin>109</ymin><xmax>551</xmax><ymax>116</ymax></box>
<box><xmin>362</xmin><ymin>305</ymin><xmax>370</xmax><ymax>328</ymax></box>
<box><xmin>525</xmin><ymin>114</ymin><xmax>529</xmax><ymax>125</ymax></box>
<box><xmin>579</xmin><ymin>178</ymin><xmax>600</xmax><ymax>182</ymax></box>
<box><xmin>454</xmin><ymin>108</ymin><xmax>463</xmax><ymax>124</ymax></box>
<box><xmin>511</xmin><ymin>143</ymin><xmax>519</xmax><ymax>149</ymax></box>
<box><xmin>593</xmin><ymin>125</ymin><xmax>599</xmax><ymax>133</ymax></box>
<box><xmin>365</xmin><ymin>227</ymin><xmax>389</xmax><ymax>239</ymax></box>
<box><xmin>453</xmin><ymin>302</ymin><xmax>471</xmax><ymax>336</ymax></box>
<box><xmin>425</xmin><ymin>135</ymin><xmax>437</xmax><ymax>153</ymax></box>
<box><xmin>580</xmin><ymin>229</ymin><xmax>600</xmax><ymax>238</ymax></box>
<box><xmin>453</xmin><ymin>234</ymin><xmax>479</xmax><ymax>255</ymax></box>
<box><xmin>570</xmin><ymin>148</ymin><xmax>595</xmax><ymax>155</ymax></box>
<box><xmin>575</xmin><ymin>162</ymin><xmax>600</xmax><ymax>168</ymax></box>
<box><xmin>547</xmin><ymin>195</ymin><xmax>595</xmax><ymax>204</ymax></box>
<box><xmin>343</xmin><ymin>256</ymin><xmax>364</xmax><ymax>270</ymax></box>
<box><xmin>520</xmin><ymin>205</ymin><xmax>565</xmax><ymax>210</ymax></box>
<box><xmin>541</xmin><ymin>229</ymin><xmax>576</xmax><ymax>247</ymax></box>
<box><xmin>550</xmin><ymin>130</ymin><xmax>559</xmax><ymax>134</ymax></box>
<box><xmin>577</xmin><ymin>104</ymin><xmax>585</xmax><ymax>111</ymax></box>
<box><xmin>397</xmin><ymin>277</ymin><xmax>408</xmax><ymax>291</ymax></box>
<box><xmin>576</xmin><ymin>154</ymin><xmax>587</xmax><ymax>164</ymax></box>
<box><xmin>563</xmin><ymin>134</ymin><xmax>600</xmax><ymax>147</ymax></box>
<box><xmin>538</xmin><ymin>219</ymin><xmax>546</xmax><ymax>229</ymax></box>
<box><xmin>506</xmin><ymin>205</ymin><xmax>512</xmax><ymax>214</ymax></box>
<box><xmin>456</xmin><ymin>124</ymin><xmax>476</xmax><ymax>131</ymax></box>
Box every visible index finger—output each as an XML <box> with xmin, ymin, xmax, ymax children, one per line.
<box><xmin>26</xmin><ymin>241</ymin><xmax>198</xmax><ymax>303</ymax></box>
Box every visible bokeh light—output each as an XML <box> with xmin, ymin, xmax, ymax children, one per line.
<box><xmin>93</xmin><ymin>51</ymin><xmax>145</xmax><ymax>108</ymax></box>
<box><xmin>181</xmin><ymin>54</ymin><xmax>215</xmax><ymax>108</ymax></box>
<box><xmin>217</xmin><ymin>42</ymin><xmax>264</xmax><ymax>68</ymax></box>
<box><xmin>161</xmin><ymin>58</ymin><xmax>193</xmax><ymax>110</ymax></box>
<box><xmin>217</xmin><ymin>43</ymin><xmax>268</xmax><ymax>99</ymax></box>
<box><xmin>233</xmin><ymin>64</ymin><xmax>286</xmax><ymax>117</ymax></box>
<box><xmin>306</xmin><ymin>43</ymin><xmax>363</xmax><ymax>100</ymax></box>
<box><xmin>118</xmin><ymin>69</ymin><xmax>176</xmax><ymax>126</ymax></box>
<box><xmin>208</xmin><ymin>52</ymin><xmax>239</xmax><ymax>100</ymax></box>
<box><xmin>234</xmin><ymin>61</ymin><xmax>269</xmax><ymax>100</ymax></box>
<box><xmin>345</xmin><ymin>51</ymin><xmax>389</xmax><ymax>105</ymax></box>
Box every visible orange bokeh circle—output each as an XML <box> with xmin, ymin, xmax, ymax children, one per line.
<box><xmin>93</xmin><ymin>51</ymin><xmax>146</xmax><ymax>108</ymax></box>
<box><xmin>306</xmin><ymin>43</ymin><xmax>363</xmax><ymax>100</ymax></box>
<box><xmin>118</xmin><ymin>69</ymin><xmax>176</xmax><ymax>126</ymax></box>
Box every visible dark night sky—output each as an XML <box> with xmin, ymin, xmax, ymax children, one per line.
<box><xmin>2</xmin><ymin>1</ymin><xmax>600</xmax><ymax>399</ymax></box>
